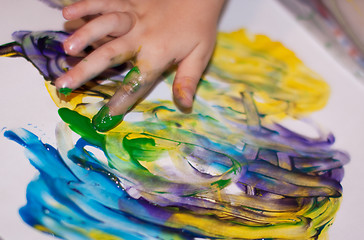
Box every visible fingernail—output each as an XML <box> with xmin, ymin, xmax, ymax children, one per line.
<box><xmin>123</xmin><ymin>66</ymin><xmax>141</xmax><ymax>85</ymax></box>
<box><xmin>174</xmin><ymin>85</ymin><xmax>194</xmax><ymax>113</ymax></box>
<box><xmin>92</xmin><ymin>105</ymin><xmax>124</xmax><ymax>132</ymax></box>
<box><xmin>63</xmin><ymin>36</ymin><xmax>80</xmax><ymax>55</ymax></box>
<box><xmin>182</xmin><ymin>90</ymin><xmax>193</xmax><ymax>104</ymax></box>
<box><xmin>179</xmin><ymin>92</ymin><xmax>193</xmax><ymax>112</ymax></box>
<box><xmin>63</xmin><ymin>6</ymin><xmax>75</xmax><ymax>20</ymax></box>
<box><xmin>122</xmin><ymin>66</ymin><xmax>142</xmax><ymax>93</ymax></box>
<box><xmin>56</xmin><ymin>74</ymin><xmax>72</xmax><ymax>88</ymax></box>
<box><xmin>124</xmin><ymin>66</ymin><xmax>141</xmax><ymax>84</ymax></box>
<box><xmin>175</xmin><ymin>83</ymin><xmax>193</xmax><ymax>104</ymax></box>
<box><xmin>59</xmin><ymin>87</ymin><xmax>73</xmax><ymax>96</ymax></box>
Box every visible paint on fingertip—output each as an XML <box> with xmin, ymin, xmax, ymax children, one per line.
<box><xmin>92</xmin><ymin>105</ymin><xmax>124</xmax><ymax>132</ymax></box>
<box><xmin>59</xmin><ymin>87</ymin><xmax>72</xmax><ymax>96</ymax></box>
<box><xmin>174</xmin><ymin>82</ymin><xmax>187</xmax><ymax>100</ymax></box>
<box><xmin>175</xmin><ymin>83</ymin><xmax>195</xmax><ymax>105</ymax></box>
<box><xmin>173</xmin><ymin>84</ymin><xmax>194</xmax><ymax>113</ymax></box>
<box><xmin>177</xmin><ymin>94</ymin><xmax>193</xmax><ymax>112</ymax></box>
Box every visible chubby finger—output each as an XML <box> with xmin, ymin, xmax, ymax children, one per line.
<box><xmin>63</xmin><ymin>0</ymin><xmax>127</xmax><ymax>20</ymax></box>
<box><xmin>63</xmin><ymin>12</ymin><xmax>135</xmax><ymax>55</ymax></box>
<box><xmin>55</xmin><ymin>37</ymin><xmax>135</xmax><ymax>90</ymax></box>
<box><xmin>92</xmin><ymin>66</ymin><xmax>161</xmax><ymax>132</ymax></box>
<box><xmin>173</xmin><ymin>46</ymin><xmax>212</xmax><ymax>112</ymax></box>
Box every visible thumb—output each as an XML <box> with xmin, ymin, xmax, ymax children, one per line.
<box><xmin>172</xmin><ymin>47</ymin><xmax>210</xmax><ymax>112</ymax></box>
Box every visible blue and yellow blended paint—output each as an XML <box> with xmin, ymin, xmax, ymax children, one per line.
<box><xmin>0</xmin><ymin>23</ymin><xmax>349</xmax><ymax>240</ymax></box>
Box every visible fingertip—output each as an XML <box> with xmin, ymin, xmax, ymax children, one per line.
<box><xmin>63</xmin><ymin>36</ymin><xmax>81</xmax><ymax>55</ymax></box>
<box><xmin>172</xmin><ymin>49</ymin><xmax>208</xmax><ymax>113</ymax></box>
<box><xmin>55</xmin><ymin>74</ymin><xmax>73</xmax><ymax>89</ymax></box>
<box><xmin>173</xmin><ymin>80</ymin><xmax>195</xmax><ymax>112</ymax></box>
<box><xmin>62</xmin><ymin>6</ymin><xmax>74</xmax><ymax>20</ymax></box>
<box><xmin>55</xmin><ymin>75</ymin><xmax>74</xmax><ymax>97</ymax></box>
<box><xmin>174</xmin><ymin>98</ymin><xmax>193</xmax><ymax>113</ymax></box>
<box><xmin>92</xmin><ymin>105</ymin><xmax>124</xmax><ymax>132</ymax></box>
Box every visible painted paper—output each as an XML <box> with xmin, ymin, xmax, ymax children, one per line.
<box><xmin>0</xmin><ymin>29</ymin><xmax>349</xmax><ymax>239</ymax></box>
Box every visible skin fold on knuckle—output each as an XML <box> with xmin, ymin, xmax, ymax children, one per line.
<box><xmin>106</xmin><ymin>12</ymin><xmax>134</xmax><ymax>36</ymax></box>
<box><xmin>98</xmin><ymin>45</ymin><xmax>119</xmax><ymax>64</ymax></box>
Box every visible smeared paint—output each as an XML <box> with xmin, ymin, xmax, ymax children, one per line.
<box><xmin>39</xmin><ymin>0</ymin><xmax>78</xmax><ymax>9</ymax></box>
<box><xmin>1</xmin><ymin>28</ymin><xmax>349</xmax><ymax>240</ymax></box>
<box><xmin>59</xmin><ymin>87</ymin><xmax>72</xmax><ymax>96</ymax></box>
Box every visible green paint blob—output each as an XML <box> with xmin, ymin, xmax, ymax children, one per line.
<box><xmin>122</xmin><ymin>135</ymin><xmax>155</xmax><ymax>170</ymax></box>
<box><xmin>59</xmin><ymin>87</ymin><xmax>72</xmax><ymax>96</ymax></box>
<box><xmin>92</xmin><ymin>105</ymin><xmax>124</xmax><ymax>132</ymax></box>
<box><xmin>122</xmin><ymin>134</ymin><xmax>165</xmax><ymax>170</ymax></box>
<box><xmin>58</xmin><ymin>108</ymin><xmax>105</xmax><ymax>147</ymax></box>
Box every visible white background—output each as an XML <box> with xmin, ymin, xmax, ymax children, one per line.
<box><xmin>0</xmin><ymin>0</ymin><xmax>363</xmax><ymax>239</ymax></box>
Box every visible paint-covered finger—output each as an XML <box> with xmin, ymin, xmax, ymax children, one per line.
<box><xmin>92</xmin><ymin>67</ymin><xmax>160</xmax><ymax>132</ymax></box>
<box><xmin>63</xmin><ymin>12</ymin><xmax>135</xmax><ymax>55</ymax></box>
<box><xmin>63</xmin><ymin>0</ymin><xmax>127</xmax><ymax>20</ymax></box>
<box><xmin>55</xmin><ymin>38</ymin><xmax>135</xmax><ymax>90</ymax></box>
<box><xmin>173</xmin><ymin>46</ymin><xmax>211</xmax><ymax>112</ymax></box>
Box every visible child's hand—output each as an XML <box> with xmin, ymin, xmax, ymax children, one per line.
<box><xmin>55</xmin><ymin>0</ymin><xmax>225</xmax><ymax>131</ymax></box>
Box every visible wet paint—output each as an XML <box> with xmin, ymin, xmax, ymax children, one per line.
<box><xmin>58</xmin><ymin>87</ymin><xmax>72</xmax><ymax>96</ymax></box>
<box><xmin>92</xmin><ymin>105</ymin><xmax>124</xmax><ymax>132</ymax></box>
<box><xmin>58</xmin><ymin>107</ymin><xmax>105</xmax><ymax>146</ymax></box>
<box><xmin>122</xmin><ymin>66</ymin><xmax>142</xmax><ymax>93</ymax></box>
<box><xmin>1</xmin><ymin>28</ymin><xmax>349</xmax><ymax>240</ymax></box>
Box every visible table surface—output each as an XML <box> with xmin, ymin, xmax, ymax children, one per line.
<box><xmin>0</xmin><ymin>0</ymin><xmax>363</xmax><ymax>239</ymax></box>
